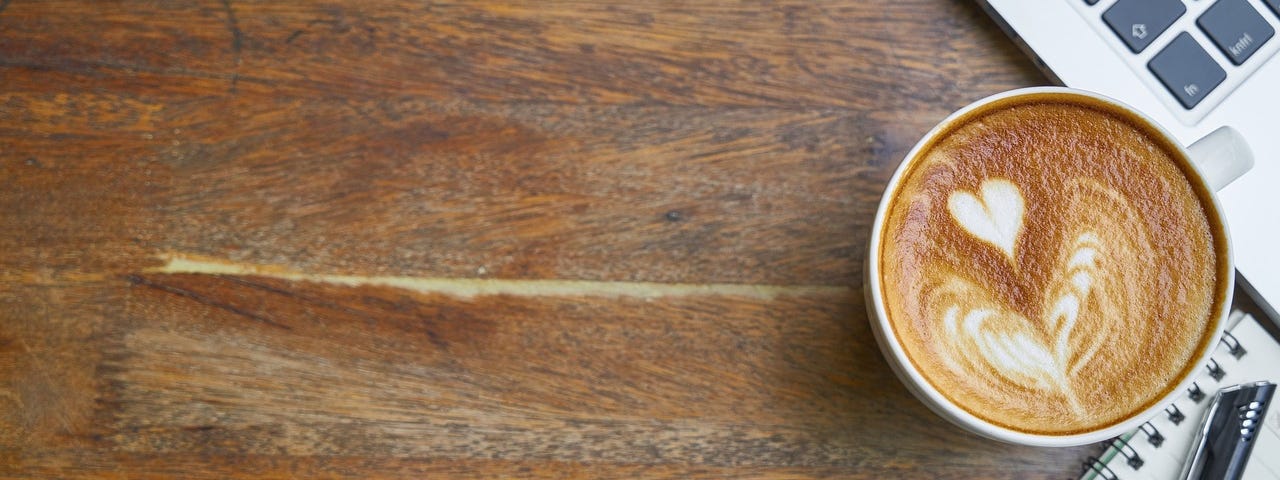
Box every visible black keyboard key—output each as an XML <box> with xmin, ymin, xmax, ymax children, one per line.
<box><xmin>1265</xmin><ymin>0</ymin><xmax>1280</xmax><ymax>18</ymax></box>
<box><xmin>1104</xmin><ymin>0</ymin><xmax>1187</xmax><ymax>53</ymax></box>
<box><xmin>1198</xmin><ymin>0</ymin><xmax>1275</xmax><ymax>65</ymax></box>
<box><xmin>1148</xmin><ymin>32</ymin><xmax>1227</xmax><ymax>109</ymax></box>
<box><xmin>1085</xmin><ymin>0</ymin><xmax>1100</xmax><ymax>5</ymax></box>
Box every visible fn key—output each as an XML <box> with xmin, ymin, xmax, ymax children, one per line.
<box><xmin>1148</xmin><ymin>33</ymin><xmax>1226</xmax><ymax>109</ymax></box>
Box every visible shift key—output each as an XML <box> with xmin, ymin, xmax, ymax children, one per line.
<box><xmin>1104</xmin><ymin>0</ymin><xmax>1186</xmax><ymax>53</ymax></box>
<box><xmin>1148</xmin><ymin>32</ymin><xmax>1227</xmax><ymax>109</ymax></box>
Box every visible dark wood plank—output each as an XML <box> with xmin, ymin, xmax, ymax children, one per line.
<box><xmin>0</xmin><ymin>1</ymin><xmax>1037</xmax><ymax>109</ymax></box>
<box><xmin>2</xmin><ymin>452</ymin><xmax>1072</xmax><ymax>480</ymax></box>
<box><xmin>1</xmin><ymin>89</ymin><xmax>902</xmax><ymax>284</ymax></box>
<box><xmin>3</xmin><ymin>277</ymin><xmax>1091</xmax><ymax>478</ymax></box>
<box><xmin>1</xmin><ymin>0</ymin><xmax>1042</xmax><ymax>284</ymax></box>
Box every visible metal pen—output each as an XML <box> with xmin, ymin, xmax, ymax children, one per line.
<box><xmin>1179</xmin><ymin>381</ymin><xmax>1276</xmax><ymax>480</ymax></box>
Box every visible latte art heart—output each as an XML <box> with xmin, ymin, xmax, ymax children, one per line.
<box><xmin>947</xmin><ymin>179</ymin><xmax>1025</xmax><ymax>260</ymax></box>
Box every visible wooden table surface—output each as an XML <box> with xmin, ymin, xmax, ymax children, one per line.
<box><xmin>0</xmin><ymin>1</ymin><xmax>1106</xmax><ymax>478</ymax></box>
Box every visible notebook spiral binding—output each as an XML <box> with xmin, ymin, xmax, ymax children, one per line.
<box><xmin>1188</xmin><ymin>381</ymin><xmax>1206</xmax><ymax>403</ymax></box>
<box><xmin>1207</xmin><ymin>358</ymin><xmax>1227</xmax><ymax>381</ymax></box>
<box><xmin>1222</xmin><ymin>331</ymin><xmax>1247</xmax><ymax>359</ymax></box>
<box><xmin>1166</xmin><ymin>404</ymin><xmax>1186</xmax><ymax>425</ymax></box>
<box><xmin>1084</xmin><ymin>456</ymin><xmax>1119</xmax><ymax>480</ymax></box>
<box><xmin>1077</xmin><ymin>331</ymin><xmax>1251</xmax><ymax>479</ymax></box>
<box><xmin>1109</xmin><ymin>436</ymin><xmax>1144</xmax><ymax>469</ymax></box>
<box><xmin>1138</xmin><ymin>421</ymin><xmax>1164</xmax><ymax>447</ymax></box>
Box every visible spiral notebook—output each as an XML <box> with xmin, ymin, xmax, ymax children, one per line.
<box><xmin>1081</xmin><ymin>311</ymin><xmax>1280</xmax><ymax>480</ymax></box>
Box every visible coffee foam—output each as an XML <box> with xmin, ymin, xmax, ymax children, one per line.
<box><xmin>879</xmin><ymin>97</ymin><xmax>1226</xmax><ymax>435</ymax></box>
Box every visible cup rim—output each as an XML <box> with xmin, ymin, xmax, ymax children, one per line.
<box><xmin>866</xmin><ymin>86</ymin><xmax>1236</xmax><ymax>447</ymax></box>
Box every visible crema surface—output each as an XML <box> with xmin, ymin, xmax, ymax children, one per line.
<box><xmin>879</xmin><ymin>96</ymin><xmax>1227</xmax><ymax>435</ymax></box>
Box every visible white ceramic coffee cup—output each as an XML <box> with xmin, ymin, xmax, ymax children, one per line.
<box><xmin>865</xmin><ymin>87</ymin><xmax>1254</xmax><ymax>447</ymax></box>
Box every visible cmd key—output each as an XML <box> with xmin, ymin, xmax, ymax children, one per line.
<box><xmin>1198</xmin><ymin>0</ymin><xmax>1275</xmax><ymax>65</ymax></box>
<box><xmin>1103</xmin><ymin>0</ymin><xmax>1186</xmax><ymax>53</ymax></box>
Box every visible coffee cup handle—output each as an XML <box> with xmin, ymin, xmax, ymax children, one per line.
<box><xmin>1187</xmin><ymin>126</ymin><xmax>1254</xmax><ymax>192</ymax></box>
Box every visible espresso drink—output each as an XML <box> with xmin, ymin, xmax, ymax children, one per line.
<box><xmin>878</xmin><ymin>94</ymin><xmax>1229</xmax><ymax>435</ymax></box>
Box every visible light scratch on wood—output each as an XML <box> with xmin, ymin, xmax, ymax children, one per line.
<box><xmin>147</xmin><ymin>254</ymin><xmax>850</xmax><ymax>300</ymax></box>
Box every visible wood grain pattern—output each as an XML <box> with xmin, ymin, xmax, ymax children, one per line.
<box><xmin>0</xmin><ymin>0</ymin><xmax>1108</xmax><ymax>477</ymax></box>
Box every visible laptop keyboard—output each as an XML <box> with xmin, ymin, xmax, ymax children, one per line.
<box><xmin>1081</xmin><ymin>0</ymin><xmax>1280</xmax><ymax>114</ymax></box>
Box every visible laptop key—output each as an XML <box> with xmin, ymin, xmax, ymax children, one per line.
<box><xmin>1148</xmin><ymin>32</ymin><xmax>1227</xmax><ymax>109</ymax></box>
<box><xmin>1103</xmin><ymin>0</ymin><xmax>1187</xmax><ymax>53</ymax></box>
<box><xmin>1198</xmin><ymin>0</ymin><xmax>1275</xmax><ymax>65</ymax></box>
